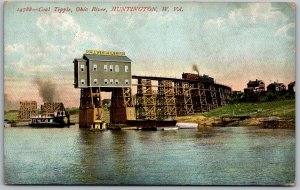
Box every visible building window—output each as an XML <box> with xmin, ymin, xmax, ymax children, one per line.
<box><xmin>104</xmin><ymin>65</ymin><xmax>108</xmax><ymax>72</ymax></box>
<box><xmin>115</xmin><ymin>79</ymin><xmax>119</xmax><ymax>85</ymax></box>
<box><xmin>81</xmin><ymin>79</ymin><xmax>85</xmax><ymax>85</ymax></box>
<box><xmin>109</xmin><ymin>65</ymin><xmax>113</xmax><ymax>72</ymax></box>
<box><xmin>125</xmin><ymin>65</ymin><xmax>129</xmax><ymax>72</ymax></box>
<box><xmin>110</xmin><ymin>79</ymin><xmax>114</xmax><ymax>84</ymax></box>
<box><xmin>115</xmin><ymin>65</ymin><xmax>119</xmax><ymax>72</ymax></box>
<box><xmin>93</xmin><ymin>64</ymin><xmax>97</xmax><ymax>71</ymax></box>
<box><xmin>125</xmin><ymin>79</ymin><xmax>129</xmax><ymax>85</ymax></box>
<box><xmin>80</xmin><ymin>65</ymin><xmax>84</xmax><ymax>72</ymax></box>
<box><xmin>104</xmin><ymin>79</ymin><xmax>108</xmax><ymax>85</ymax></box>
<box><xmin>93</xmin><ymin>79</ymin><xmax>97</xmax><ymax>84</ymax></box>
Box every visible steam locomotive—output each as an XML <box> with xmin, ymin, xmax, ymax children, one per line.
<box><xmin>182</xmin><ymin>73</ymin><xmax>214</xmax><ymax>83</ymax></box>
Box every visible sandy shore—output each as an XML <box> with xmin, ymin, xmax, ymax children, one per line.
<box><xmin>177</xmin><ymin>115</ymin><xmax>295</xmax><ymax>129</ymax></box>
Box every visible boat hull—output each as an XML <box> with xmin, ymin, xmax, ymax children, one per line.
<box><xmin>29</xmin><ymin>123</ymin><xmax>69</xmax><ymax>128</ymax></box>
<box><xmin>29</xmin><ymin>114</ymin><xmax>74</xmax><ymax>128</ymax></box>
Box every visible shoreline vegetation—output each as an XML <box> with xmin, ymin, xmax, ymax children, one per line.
<box><xmin>177</xmin><ymin>99</ymin><xmax>295</xmax><ymax>129</ymax></box>
<box><xmin>4</xmin><ymin>99</ymin><xmax>295</xmax><ymax>129</ymax></box>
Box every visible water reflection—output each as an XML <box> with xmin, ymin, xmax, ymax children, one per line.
<box><xmin>194</xmin><ymin>127</ymin><xmax>216</xmax><ymax>138</ymax></box>
<box><xmin>4</xmin><ymin>126</ymin><xmax>295</xmax><ymax>185</ymax></box>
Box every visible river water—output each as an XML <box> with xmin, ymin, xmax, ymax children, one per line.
<box><xmin>4</xmin><ymin>125</ymin><xmax>295</xmax><ymax>185</ymax></box>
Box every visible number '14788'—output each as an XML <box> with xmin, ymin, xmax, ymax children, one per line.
<box><xmin>17</xmin><ymin>7</ymin><xmax>32</xmax><ymax>12</ymax></box>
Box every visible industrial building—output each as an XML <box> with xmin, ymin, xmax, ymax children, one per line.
<box><xmin>74</xmin><ymin>50</ymin><xmax>132</xmax><ymax>88</ymax></box>
<box><xmin>41</xmin><ymin>102</ymin><xmax>65</xmax><ymax>114</ymax></box>
<box><xmin>18</xmin><ymin>101</ymin><xmax>37</xmax><ymax>120</ymax></box>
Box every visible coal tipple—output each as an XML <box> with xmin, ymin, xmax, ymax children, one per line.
<box><xmin>74</xmin><ymin>50</ymin><xmax>232</xmax><ymax>128</ymax></box>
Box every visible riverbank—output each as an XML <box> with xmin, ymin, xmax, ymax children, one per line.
<box><xmin>4</xmin><ymin>100</ymin><xmax>295</xmax><ymax>129</ymax></box>
<box><xmin>177</xmin><ymin>99</ymin><xmax>295</xmax><ymax>128</ymax></box>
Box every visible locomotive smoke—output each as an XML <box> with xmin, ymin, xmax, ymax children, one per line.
<box><xmin>192</xmin><ymin>64</ymin><xmax>199</xmax><ymax>75</ymax></box>
<box><xmin>34</xmin><ymin>77</ymin><xmax>59</xmax><ymax>103</ymax></box>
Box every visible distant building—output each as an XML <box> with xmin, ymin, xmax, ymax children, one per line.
<box><xmin>288</xmin><ymin>81</ymin><xmax>295</xmax><ymax>92</ymax></box>
<box><xmin>244</xmin><ymin>87</ymin><xmax>254</xmax><ymax>94</ymax></box>
<box><xmin>73</xmin><ymin>50</ymin><xmax>132</xmax><ymax>88</ymax></box>
<box><xmin>267</xmin><ymin>82</ymin><xmax>286</xmax><ymax>92</ymax></box>
<box><xmin>247</xmin><ymin>79</ymin><xmax>265</xmax><ymax>91</ymax></box>
<box><xmin>244</xmin><ymin>79</ymin><xmax>265</xmax><ymax>93</ymax></box>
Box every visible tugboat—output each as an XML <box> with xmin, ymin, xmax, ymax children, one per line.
<box><xmin>29</xmin><ymin>111</ymin><xmax>73</xmax><ymax>128</ymax></box>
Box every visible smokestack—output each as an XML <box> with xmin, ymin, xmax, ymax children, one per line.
<box><xmin>192</xmin><ymin>64</ymin><xmax>199</xmax><ymax>76</ymax></box>
<box><xmin>34</xmin><ymin>77</ymin><xmax>59</xmax><ymax>103</ymax></box>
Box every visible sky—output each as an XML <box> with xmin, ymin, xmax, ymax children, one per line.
<box><xmin>4</xmin><ymin>2</ymin><xmax>296</xmax><ymax>109</ymax></box>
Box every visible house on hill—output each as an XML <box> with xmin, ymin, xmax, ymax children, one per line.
<box><xmin>288</xmin><ymin>81</ymin><xmax>295</xmax><ymax>92</ymax></box>
<box><xmin>244</xmin><ymin>79</ymin><xmax>265</xmax><ymax>93</ymax></box>
<box><xmin>267</xmin><ymin>82</ymin><xmax>286</xmax><ymax>92</ymax></box>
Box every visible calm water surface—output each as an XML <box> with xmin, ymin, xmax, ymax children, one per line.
<box><xmin>4</xmin><ymin>125</ymin><xmax>295</xmax><ymax>185</ymax></box>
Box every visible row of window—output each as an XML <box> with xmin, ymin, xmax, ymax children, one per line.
<box><xmin>80</xmin><ymin>79</ymin><xmax>129</xmax><ymax>85</ymax></box>
<box><xmin>80</xmin><ymin>64</ymin><xmax>129</xmax><ymax>72</ymax></box>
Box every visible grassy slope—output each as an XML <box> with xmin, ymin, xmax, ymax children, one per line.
<box><xmin>202</xmin><ymin>99</ymin><xmax>295</xmax><ymax>119</ymax></box>
<box><xmin>177</xmin><ymin>99</ymin><xmax>295</xmax><ymax>124</ymax></box>
<box><xmin>4</xmin><ymin>111</ymin><xmax>18</xmax><ymax>121</ymax></box>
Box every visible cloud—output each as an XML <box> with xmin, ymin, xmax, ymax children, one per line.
<box><xmin>203</xmin><ymin>3</ymin><xmax>287</xmax><ymax>29</ymax></box>
<box><xmin>5</xmin><ymin>44</ymin><xmax>50</xmax><ymax>76</ymax></box>
<box><xmin>36</xmin><ymin>12</ymin><xmax>80</xmax><ymax>33</ymax></box>
<box><xmin>242</xmin><ymin>3</ymin><xmax>287</xmax><ymax>23</ymax></box>
<box><xmin>275</xmin><ymin>23</ymin><xmax>295</xmax><ymax>40</ymax></box>
<box><xmin>6</xmin><ymin>13</ymin><xmax>117</xmax><ymax>77</ymax></box>
<box><xmin>5</xmin><ymin>44</ymin><xmax>24</xmax><ymax>54</ymax></box>
<box><xmin>107</xmin><ymin>9</ymin><xmax>176</xmax><ymax>30</ymax></box>
<box><xmin>36</xmin><ymin>13</ymin><xmax>114</xmax><ymax>49</ymax></box>
<box><xmin>204</xmin><ymin>17</ymin><xmax>225</xmax><ymax>28</ymax></box>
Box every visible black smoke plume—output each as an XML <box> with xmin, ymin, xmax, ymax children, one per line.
<box><xmin>34</xmin><ymin>77</ymin><xmax>59</xmax><ymax>103</ymax></box>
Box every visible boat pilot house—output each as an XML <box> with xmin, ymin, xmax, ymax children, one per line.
<box><xmin>73</xmin><ymin>50</ymin><xmax>132</xmax><ymax>88</ymax></box>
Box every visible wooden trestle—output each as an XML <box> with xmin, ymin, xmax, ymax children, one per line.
<box><xmin>136</xmin><ymin>79</ymin><xmax>156</xmax><ymax>120</ymax></box>
<box><xmin>175</xmin><ymin>82</ymin><xmax>194</xmax><ymax>116</ymax></box>
<box><xmin>157</xmin><ymin>80</ymin><xmax>177</xmax><ymax>121</ymax></box>
<box><xmin>132</xmin><ymin>76</ymin><xmax>231</xmax><ymax>118</ymax></box>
